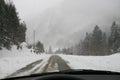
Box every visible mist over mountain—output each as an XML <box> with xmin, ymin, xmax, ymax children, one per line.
<box><xmin>26</xmin><ymin>0</ymin><xmax>120</xmax><ymax>49</ymax></box>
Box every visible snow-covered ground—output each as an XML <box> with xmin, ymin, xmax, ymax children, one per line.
<box><xmin>59</xmin><ymin>53</ymin><xmax>120</xmax><ymax>72</ymax></box>
<box><xmin>0</xmin><ymin>45</ymin><xmax>51</xmax><ymax>79</ymax></box>
<box><xmin>1</xmin><ymin>44</ymin><xmax>120</xmax><ymax>79</ymax></box>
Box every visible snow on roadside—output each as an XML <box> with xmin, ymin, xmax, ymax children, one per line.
<box><xmin>0</xmin><ymin>45</ymin><xmax>51</xmax><ymax>79</ymax></box>
<box><xmin>58</xmin><ymin>53</ymin><xmax>120</xmax><ymax>72</ymax></box>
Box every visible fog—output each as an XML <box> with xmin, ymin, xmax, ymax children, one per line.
<box><xmin>13</xmin><ymin>0</ymin><xmax>120</xmax><ymax>49</ymax></box>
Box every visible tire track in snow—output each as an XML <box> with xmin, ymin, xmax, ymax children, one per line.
<box><xmin>7</xmin><ymin>59</ymin><xmax>43</xmax><ymax>78</ymax></box>
<box><xmin>41</xmin><ymin>55</ymin><xmax>71</xmax><ymax>72</ymax></box>
<box><xmin>6</xmin><ymin>55</ymin><xmax>71</xmax><ymax>78</ymax></box>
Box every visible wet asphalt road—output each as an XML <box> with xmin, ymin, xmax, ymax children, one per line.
<box><xmin>7</xmin><ymin>55</ymin><xmax>70</xmax><ymax>78</ymax></box>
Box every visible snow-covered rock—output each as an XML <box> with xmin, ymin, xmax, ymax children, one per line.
<box><xmin>20</xmin><ymin>42</ymin><xmax>27</xmax><ymax>48</ymax></box>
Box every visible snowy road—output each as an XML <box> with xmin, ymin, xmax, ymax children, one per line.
<box><xmin>3</xmin><ymin>53</ymin><xmax>120</xmax><ymax>79</ymax></box>
<box><xmin>7</xmin><ymin>55</ymin><xmax>71</xmax><ymax>78</ymax></box>
<box><xmin>42</xmin><ymin>55</ymin><xmax>70</xmax><ymax>72</ymax></box>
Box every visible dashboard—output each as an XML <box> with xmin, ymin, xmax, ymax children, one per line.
<box><xmin>4</xmin><ymin>74</ymin><xmax>120</xmax><ymax>80</ymax></box>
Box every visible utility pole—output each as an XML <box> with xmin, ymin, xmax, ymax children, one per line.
<box><xmin>33</xmin><ymin>30</ymin><xmax>35</xmax><ymax>49</ymax></box>
<box><xmin>48</xmin><ymin>46</ymin><xmax>52</xmax><ymax>54</ymax></box>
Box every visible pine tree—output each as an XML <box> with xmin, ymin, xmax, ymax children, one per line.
<box><xmin>81</xmin><ymin>25</ymin><xmax>109</xmax><ymax>55</ymax></box>
<box><xmin>35</xmin><ymin>41</ymin><xmax>44</xmax><ymax>54</ymax></box>
<box><xmin>0</xmin><ymin>0</ymin><xmax>27</xmax><ymax>50</ymax></box>
<box><xmin>101</xmin><ymin>32</ymin><xmax>110</xmax><ymax>55</ymax></box>
<box><xmin>82</xmin><ymin>32</ymin><xmax>92</xmax><ymax>55</ymax></box>
<box><xmin>0</xmin><ymin>0</ymin><xmax>11</xmax><ymax>49</ymax></box>
<box><xmin>109</xmin><ymin>21</ymin><xmax>120</xmax><ymax>53</ymax></box>
<box><xmin>92</xmin><ymin>25</ymin><xmax>103</xmax><ymax>55</ymax></box>
<box><xmin>17</xmin><ymin>22</ymin><xmax>26</xmax><ymax>43</ymax></box>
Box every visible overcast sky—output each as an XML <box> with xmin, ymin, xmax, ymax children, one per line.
<box><xmin>12</xmin><ymin>0</ymin><xmax>120</xmax><ymax>49</ymax></box>
<box><xmin>13</xmin><ymin>0</ymin><xmax>63</xmax><ymax>22</ymax></box>
<box><xmin>13</xmin><ymin>0</ymin><xmax>64</xmax><ymax>49</ymax></box>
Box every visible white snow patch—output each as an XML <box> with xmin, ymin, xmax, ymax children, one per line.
<box><xmin>0</xmin><ymin>45</ymin><xmax>51</xmax><ymax>79</ymax></box>
<box><xmin>58</xmin><ymin>53</ymin><xmax>120</xmax><ymax>72</ymax></box>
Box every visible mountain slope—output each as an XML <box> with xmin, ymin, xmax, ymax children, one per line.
<box><xmin>28</xmin><ymin>0</ymin><xmax>120</xmax><ymax>48</ymax></box>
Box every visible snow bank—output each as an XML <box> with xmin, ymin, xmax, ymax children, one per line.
<box><xmin>58</xmin><ymin>53</ymin><xmax>120</xmax><ymax>72</ymax></box>
<box><xmin>0</xmin><ymin>45</ymin><xmax>51</xmax><ymax>79</ymax></box>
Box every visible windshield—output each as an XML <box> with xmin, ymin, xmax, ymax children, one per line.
<box><xmin>0</xmin><ymin>0</ymin><xmax>120</xmax><ymax>79</ymax></box>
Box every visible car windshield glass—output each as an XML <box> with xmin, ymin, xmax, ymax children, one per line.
<box><xmin>0</xmin><ymin>0</ymin><xmax>120</xmax><ymax>79</ymax></box>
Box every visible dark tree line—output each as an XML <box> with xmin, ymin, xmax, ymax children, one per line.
<box><xmin>0</xmin><ymin>0</ymin><xmax>26</xmax><ymax>50</ymax></box>
<box><xmin>35</xmin><ymin>41</ymin><xmax>44</xmax><ymax>54</ymax></box>
<box><xmin>27</xmin><ymin>41</ymin><xmax>45</xmax><ymax>54</ymax></box>
<box><xmin>109</xmin><ymin>21</ymin><xmax>120</xmax><ymax>53</ymax></box>
<box><xmin>63</xmin><ymin>21</ymin><xmax>120</xmax><ymax>56</ymax></box>
<box><xmin>55</xmin><ymin>48</ymin><xmax>72</xmax><ymax>55</ymax></box>
<box><xmin>75</xmin><ymin>21</ymin><xmax>120</xmax><ymax>56</ymax></box>
<box><xmin>80</xmin><ymin>25</ymin><xmax>109</xmax><ymax>55</ymax></box>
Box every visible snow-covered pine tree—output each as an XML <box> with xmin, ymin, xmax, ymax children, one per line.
<box><xmin>0</xmin><ymin>0</ymin><xmax>27</xmax><ymax>50</ymax></box>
